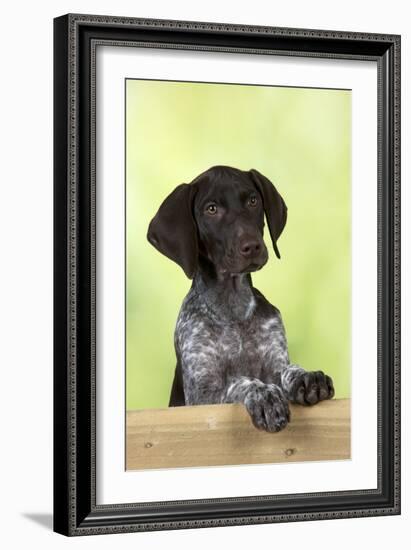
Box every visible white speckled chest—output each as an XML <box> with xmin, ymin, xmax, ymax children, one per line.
<box><xmin>176</xmin><ymin>293</ymin><xmax>289</xmax><ymax>383</ymax></box>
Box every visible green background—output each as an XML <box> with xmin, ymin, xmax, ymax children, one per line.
<box><xmin>126</xmin><ymin>79</ymin><xmax>351</xmax><ymax>411</ymax></box>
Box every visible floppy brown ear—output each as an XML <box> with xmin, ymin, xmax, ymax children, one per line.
<box><xmin>147</xmin><ymin>183</ymin><xmax>198</xmax><ymax>279</ymax></box>
<box><xmin>249</xmin><ymin>169</ymin><xmax>287</xmax><ymax>259</ymax></box>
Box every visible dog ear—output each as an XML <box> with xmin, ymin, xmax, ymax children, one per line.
<box><xmin>147</xmin><ymin>183</ymin><xmax>198</xmax><ymax>279</ymax></box>
<box><xmin>249</xmin><ymin>169</ymin><xmax>287</xmax><ymax>259</ymax></box>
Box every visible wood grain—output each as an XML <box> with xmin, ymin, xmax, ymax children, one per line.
<box><xmin>126</xmin><ymin>399</ymin><xmax>350</xmax><ymax>470</ymax></box>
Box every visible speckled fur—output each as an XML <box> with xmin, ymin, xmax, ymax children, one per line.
<box><xmin>174</xmin><ymin>268</ymin><xmax>334</xmax><ymax>432</ymax></box>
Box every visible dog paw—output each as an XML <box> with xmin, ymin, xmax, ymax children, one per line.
<box><xmin>287</xmin><ymin>370</ymin><xmax>335</xmax><ymax>405</ymax></box>
<box><xmin>244</xmin><ymin>384</ymin><xmax>290</xmax><ymax>433</ymax></box>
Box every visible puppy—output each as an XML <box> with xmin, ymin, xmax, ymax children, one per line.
<box><xmin>147</xmin><ymin>166</ymin><xmax>334</xmax><ymax>432</ymax></box>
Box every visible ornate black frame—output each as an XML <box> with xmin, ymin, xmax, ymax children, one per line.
<box><xmin>53</xmin><ymin>13</ymin><xmax>401</xmax><ymax>536</ymax></box>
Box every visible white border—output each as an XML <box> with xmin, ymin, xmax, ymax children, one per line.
<box><xmin>96</xmin><ymin>46</ymin><xmax>378</xmax><ymax>505</ymax></box>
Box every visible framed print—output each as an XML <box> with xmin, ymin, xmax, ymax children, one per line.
<box><xmin>53</xmin><ymin>14</ymin><xmax>401</xmax><ymax>536</ymax></box>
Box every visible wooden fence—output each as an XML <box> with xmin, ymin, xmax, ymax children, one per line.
<box><xmin>126</xmin><ymin>398</ymin><xmax>350</xmax><ymax>470</ymax></box>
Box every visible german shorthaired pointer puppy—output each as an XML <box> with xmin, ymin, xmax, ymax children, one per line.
<box><xmin>147</xmin><ymin>166</ymin><xmax>334</xmax><ymax>432</ymax></box>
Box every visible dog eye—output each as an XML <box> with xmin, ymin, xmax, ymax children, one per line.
<box><xmin>205</xmin><ymin>203</ymin><xmax>218</xmax><ymax>215</ymax></box>
<box><xmin>248</xmin><ymin>196</ymin><xmax>258</xmax><ymax>207</ymax></box>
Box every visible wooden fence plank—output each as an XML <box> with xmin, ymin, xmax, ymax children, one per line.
<box><xmin>126</xmin><ymin>399</ymin><xmax>350</xmax><ymax>470</ymax></box>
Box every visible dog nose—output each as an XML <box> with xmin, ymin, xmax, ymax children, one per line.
<box><xmin>239</xmin><ymin>239</ymin><xmax>261</xmax><ymax>258</ymax></box>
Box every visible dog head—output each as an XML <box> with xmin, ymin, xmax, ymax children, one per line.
<box><xmin>147</xmin><ymin>166</ymin><xmax>287</xmax><ymax>279</ymax></box>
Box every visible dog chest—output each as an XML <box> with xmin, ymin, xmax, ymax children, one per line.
<box><xmin>176</xmin><ymin>308</ymin><xmax>287</xmax><ymax>376</ymax></box>
<box><xmin>216</xmin><ymin>316</ymin><xmax>287</xmax><ymax>367</ymax></box>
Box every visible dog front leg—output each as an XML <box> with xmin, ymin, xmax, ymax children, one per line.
<box><xmin>182</xmin><ymin>364</ymin><xmax>228</xmax><ymax>406</ymax></box>
<box><xmin>225</xmin><ymin>377</ymin><xmax>289</xmax><ymax>432</ymax></box>
<box><xmin>281</xmin><ymin>365</ymin><xmax>335</xmax><ymax>405</ymax></box>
